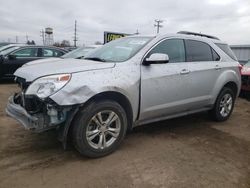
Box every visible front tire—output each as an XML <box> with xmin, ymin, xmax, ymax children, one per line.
<box><xmin>210</xmin><ymin>87</ymin><xmax>235</xmax><ymax>122</ymax></box>
<box><xmin>72</xmin><ymin>100</ymin><xmax>127</xmax><ymax>158</ymax></box>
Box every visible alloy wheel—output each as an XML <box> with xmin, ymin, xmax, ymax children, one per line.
<box><xmin>86</xmin><ymin>110</ymin><xmax>121</xmax><ymax>150</ymax></box>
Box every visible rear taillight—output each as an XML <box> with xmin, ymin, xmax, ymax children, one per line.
<box><xmin>238</xmin><ymin>63</ymin><xmax>243</xmax><ymax>73</ymax></box>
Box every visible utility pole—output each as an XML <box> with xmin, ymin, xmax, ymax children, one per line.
<box><xmin>154</xmin><ymin>19</ymin><xmax>163</xmax><ymax>34</ymax></box>
<box><xmin>15</xmin><ymin>36</ymin><xmax>18</xmax><ymax>43</ymax></box>
<box><xmin>73</xmin><ymin>20</ymin><xmax>78</xmax><ymax>47</ymax></box>
<box><xmin>25</xmin><ymin>34</ymin><xmax>29</xmax><ymax>43</ymax></box>
<box><xmin>40</xmin><ymin>30</ymin><xmax>45</xmax><ymax>45</ymax></box>
<box><xmin>135</xmin><ymin>29</ymin><xmax>139</xmax><ymax>35</ymax></box>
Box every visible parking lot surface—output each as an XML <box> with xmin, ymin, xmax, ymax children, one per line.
<box><xmin>0</xmin><ymin>82</ymin><xmax>250</xmax><ymax>188</ymax></box>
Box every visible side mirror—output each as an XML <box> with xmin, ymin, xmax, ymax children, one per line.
<box><xmin>143</xmin><ymin>53</ymin><xmax>169</xmax><ymax>65</ymax></box>
<box><xmin>8</xmin><ymin>54</ymin><xmax>16</xmax><ymax>60</ymax></box>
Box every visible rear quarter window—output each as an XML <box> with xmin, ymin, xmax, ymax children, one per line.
<box><xmin>215</xmin><ymin>43</ymin><xmax>237</xmax><ymax>61</ymax></box>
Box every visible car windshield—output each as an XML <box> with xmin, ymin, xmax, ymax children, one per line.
<box><xmin>84</xmin><ymin>36</ymin><xmax>153</xmax><ymax>62</ymax></box>
<box><xmin>244</xmin><ymin>61</ymin><xmax>250</xmax><ymax>67</ymax></box>
<box><xmin>0</xmin><ymin>43</ymin><xmax>9</xmax><ymax>47</ymax></box>
<box><xmin>0</xmin><ymin>45</ymin><xmax>12</xmax><ymax>52</ymax></box>
<box><xmin>0</xmin><ymin>46</ymin><xmax>20</xmax><ymax>55</ymax></box>
<box><xmin>62</xmin><ymin>47</ymin><xmax>95</xmax><ymax>59</ymax></box>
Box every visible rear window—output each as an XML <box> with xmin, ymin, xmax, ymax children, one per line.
<box><xmin>42</xmin><ymin>48</ymin><xmax>64</xmax><ymax>57</ymax></box>
<box><xmin>215</xmin><ymin>43</ymin><xmax>237</xmax><ymax>61</ymax></box>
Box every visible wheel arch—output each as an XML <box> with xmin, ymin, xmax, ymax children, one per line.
<box><xmin>223</xmin><ymin>81</ymin><xmax>238</xmax><ymax>98</ymax></box>
<box><xmin>58</xmin><ymin>91</ymin><xmax>135</xmax><ymax>149</ymax></box>
<box><xmin>81</xmin><ymin>91</ymin><xmax>134</xmax><ymax>131</ymax></box>
<box><xmin>211</xmin><ymin>69</ymin><xmax>241</xmax><ymax>104</ymax></box>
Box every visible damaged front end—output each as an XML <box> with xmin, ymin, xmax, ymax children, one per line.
<box><xmin>6</xmin><ymin>77</ymin><xmax>73</xmax><ymax>132</ymax></box>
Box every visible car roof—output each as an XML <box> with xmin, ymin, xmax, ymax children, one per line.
<box><xmin>16</xmin><ymin>45</ymin><xmax>68</xmax><ymax>52</ymax></box>
<box><xmin>126</xmin><ymin>32</ymin><xmax>226</xmax><ymax>44</ymax></box>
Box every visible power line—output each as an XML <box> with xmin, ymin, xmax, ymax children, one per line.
<box><xmin>154</xmin><ymin>19</ymin><xmax>164</xmax><ymax>34</ymax></box>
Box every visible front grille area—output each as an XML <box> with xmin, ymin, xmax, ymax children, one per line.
<box><xmin>14</xmin><ymin>76</ymin><xmax>45</xmax><ymax>114</ymax></box>
<box><xmin>242</xmin><ymin>75</ymin><xmax>250</xmax><ymax>86</ymax></box>
<box><xmin>23</xmin><ymin>96</ymin><xmax>44</xmax><ymax>114</ymax></box>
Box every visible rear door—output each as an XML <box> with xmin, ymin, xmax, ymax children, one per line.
<box><xmin>185</xmin><ymin>39</ymin><xmax>221</xmax><ymax>110</ymax></box>
<box><xmin>3</xmin><ymin>47</ymin><xmax>39</xmax><ymax>75</ymax></box>
<box><xmin>140</xmin><ymin>38</ymin><xmax>191</xmax><ymax>121</ymax></box>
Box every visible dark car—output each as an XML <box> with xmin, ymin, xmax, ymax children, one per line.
<box><xmin>0</xmin><ymin>46</ymin><xmax>67</xmax><ymax>79</ymax></box>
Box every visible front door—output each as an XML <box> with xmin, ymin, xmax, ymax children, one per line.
<box><xmin>140</xmin><ymin>38</ymin><xmax>191</xmax><ymax>121</ymax></box>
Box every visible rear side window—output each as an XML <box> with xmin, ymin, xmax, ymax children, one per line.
<box><xmin>215</xmin><ymin>43</ymin><xmax>237</xmax><ymax>61</ymax></box>
<box><xmin>54</xmin><ymin>50</ymin><xmax>64</xmax><ymax>57</ymax></box>
<box><xmin>42</xmin><ymin>48</ymin><xmax>64</xmax><ymax>57</ymax></box>
<box><xmin>185</xmin><ymin>40</ymin><xmax>213</xmax><ymax>62</ymax></box>
<box><xmin>148</xmin><ymin>39</ymin><xmax>185</xmax><ymax>63</ymax></box>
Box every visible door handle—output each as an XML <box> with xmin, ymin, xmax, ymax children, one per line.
<box><xmin>215</xmin><ymin>65</ymin><xmax>221</xmax><ymax>70</ymax></box>
<box><xmin>180</xmin><ymin>69</ymin><xmax>190</xmax><ymax>75</ymax></box>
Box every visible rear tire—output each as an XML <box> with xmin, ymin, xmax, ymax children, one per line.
<box><xmin>72</xmin><ymin>100</ymin><xmax>127</xmax><ymax>158</ymax></box>
<box><xmin>210</xmin><ymin>87</ymin><xmax>235</xmax><ymax>122</ymax></box>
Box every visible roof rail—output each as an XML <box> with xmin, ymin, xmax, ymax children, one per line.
<box><xmin>177</xmin><ymin>31</ymin><xmax>220</xmax><ymax>40</ymax></box>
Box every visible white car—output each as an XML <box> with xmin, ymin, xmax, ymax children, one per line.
<box><xmin>6</xmin><ymin>32</ymin><xmax>240</xmax><ymax>158</ymax></box>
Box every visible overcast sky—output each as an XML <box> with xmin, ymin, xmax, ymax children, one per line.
<box><xmin>0</xmin><ymin>0</ymin><xmax>249</xmax><ymax>45</ymax></box>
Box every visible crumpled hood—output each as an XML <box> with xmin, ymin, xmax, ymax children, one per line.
<box><xmin>14</xmin><ymin>58</ymin><xmax>115</xmax><ymax>82</ymax></box>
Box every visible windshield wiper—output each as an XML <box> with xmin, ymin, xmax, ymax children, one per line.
<box><xmin>84</xmin><ymin>57</ymin><xmax>106</xmax><ymax>62</ymax></box>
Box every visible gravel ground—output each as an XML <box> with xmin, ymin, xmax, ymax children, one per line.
<box><xmin>0</xmin><ymin>82</ymin><xmax>250</xmax><ymax>188</ymax></box>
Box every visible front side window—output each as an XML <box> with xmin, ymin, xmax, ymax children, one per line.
<box><xmin>185</xmin><ymin>40</ymin><xmax>213</xmax><ymax>62</ymax></box>
<box><xmin>147</xmin><ymin>39</ymin><xmax>185</xmax><ymax>63</ymax></box>
<box><xmin>13</xmin><ymin>48</ymin><xmax>38</xmax><ymax>57</ymax></box>
<box><xmin>84</xmin><ymin>37</ymin><xmax>153</xmax><ymax>62</ymax></box>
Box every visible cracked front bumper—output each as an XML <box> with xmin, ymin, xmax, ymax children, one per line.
<box><xmin>6</xmin><ymin>95</ymin><xmax>46</xmax><ymax>132</ymax></box>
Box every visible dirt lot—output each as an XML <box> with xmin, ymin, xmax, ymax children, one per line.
<box><xmin>0</xmin><ymin>82</ymin><xmax>250</xmax><ymax>188</ymax></box>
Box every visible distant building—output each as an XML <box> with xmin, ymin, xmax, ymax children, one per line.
<box><xmin>231</xmin><ymin>45</ymin><xmax>250</xmax><ymax>65</ymax></box>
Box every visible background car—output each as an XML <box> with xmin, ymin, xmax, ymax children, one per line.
<box><xmin>241</xmin><ymin>60</ymin><xmax>250</xmax><ymax>93</ymax></box>
<box><xmin>22</xmin><ymin>45</ymin><xmax>102</xmax><ymax>66</ymax></box>
<box><xmin>0</xmin><ymin>46</ymin><xmax>67</xmax><ymax>79</ymax></box>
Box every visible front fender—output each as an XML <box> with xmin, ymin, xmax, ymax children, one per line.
<box><xmin>50</xmin><ymin>63</ymin><xmax>140</xmax><ymax>121</ymax></box>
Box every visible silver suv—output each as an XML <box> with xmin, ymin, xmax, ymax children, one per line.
<box><xmin>6</xmin><ymin>31</ymin><xmax>241</xmax><ymax>157</ymax></box>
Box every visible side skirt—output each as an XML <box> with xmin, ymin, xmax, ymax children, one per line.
<box><xmin>134</xmin><ymin>107</ymin><xmax>211</xmax><ymax>127</ymax></box>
